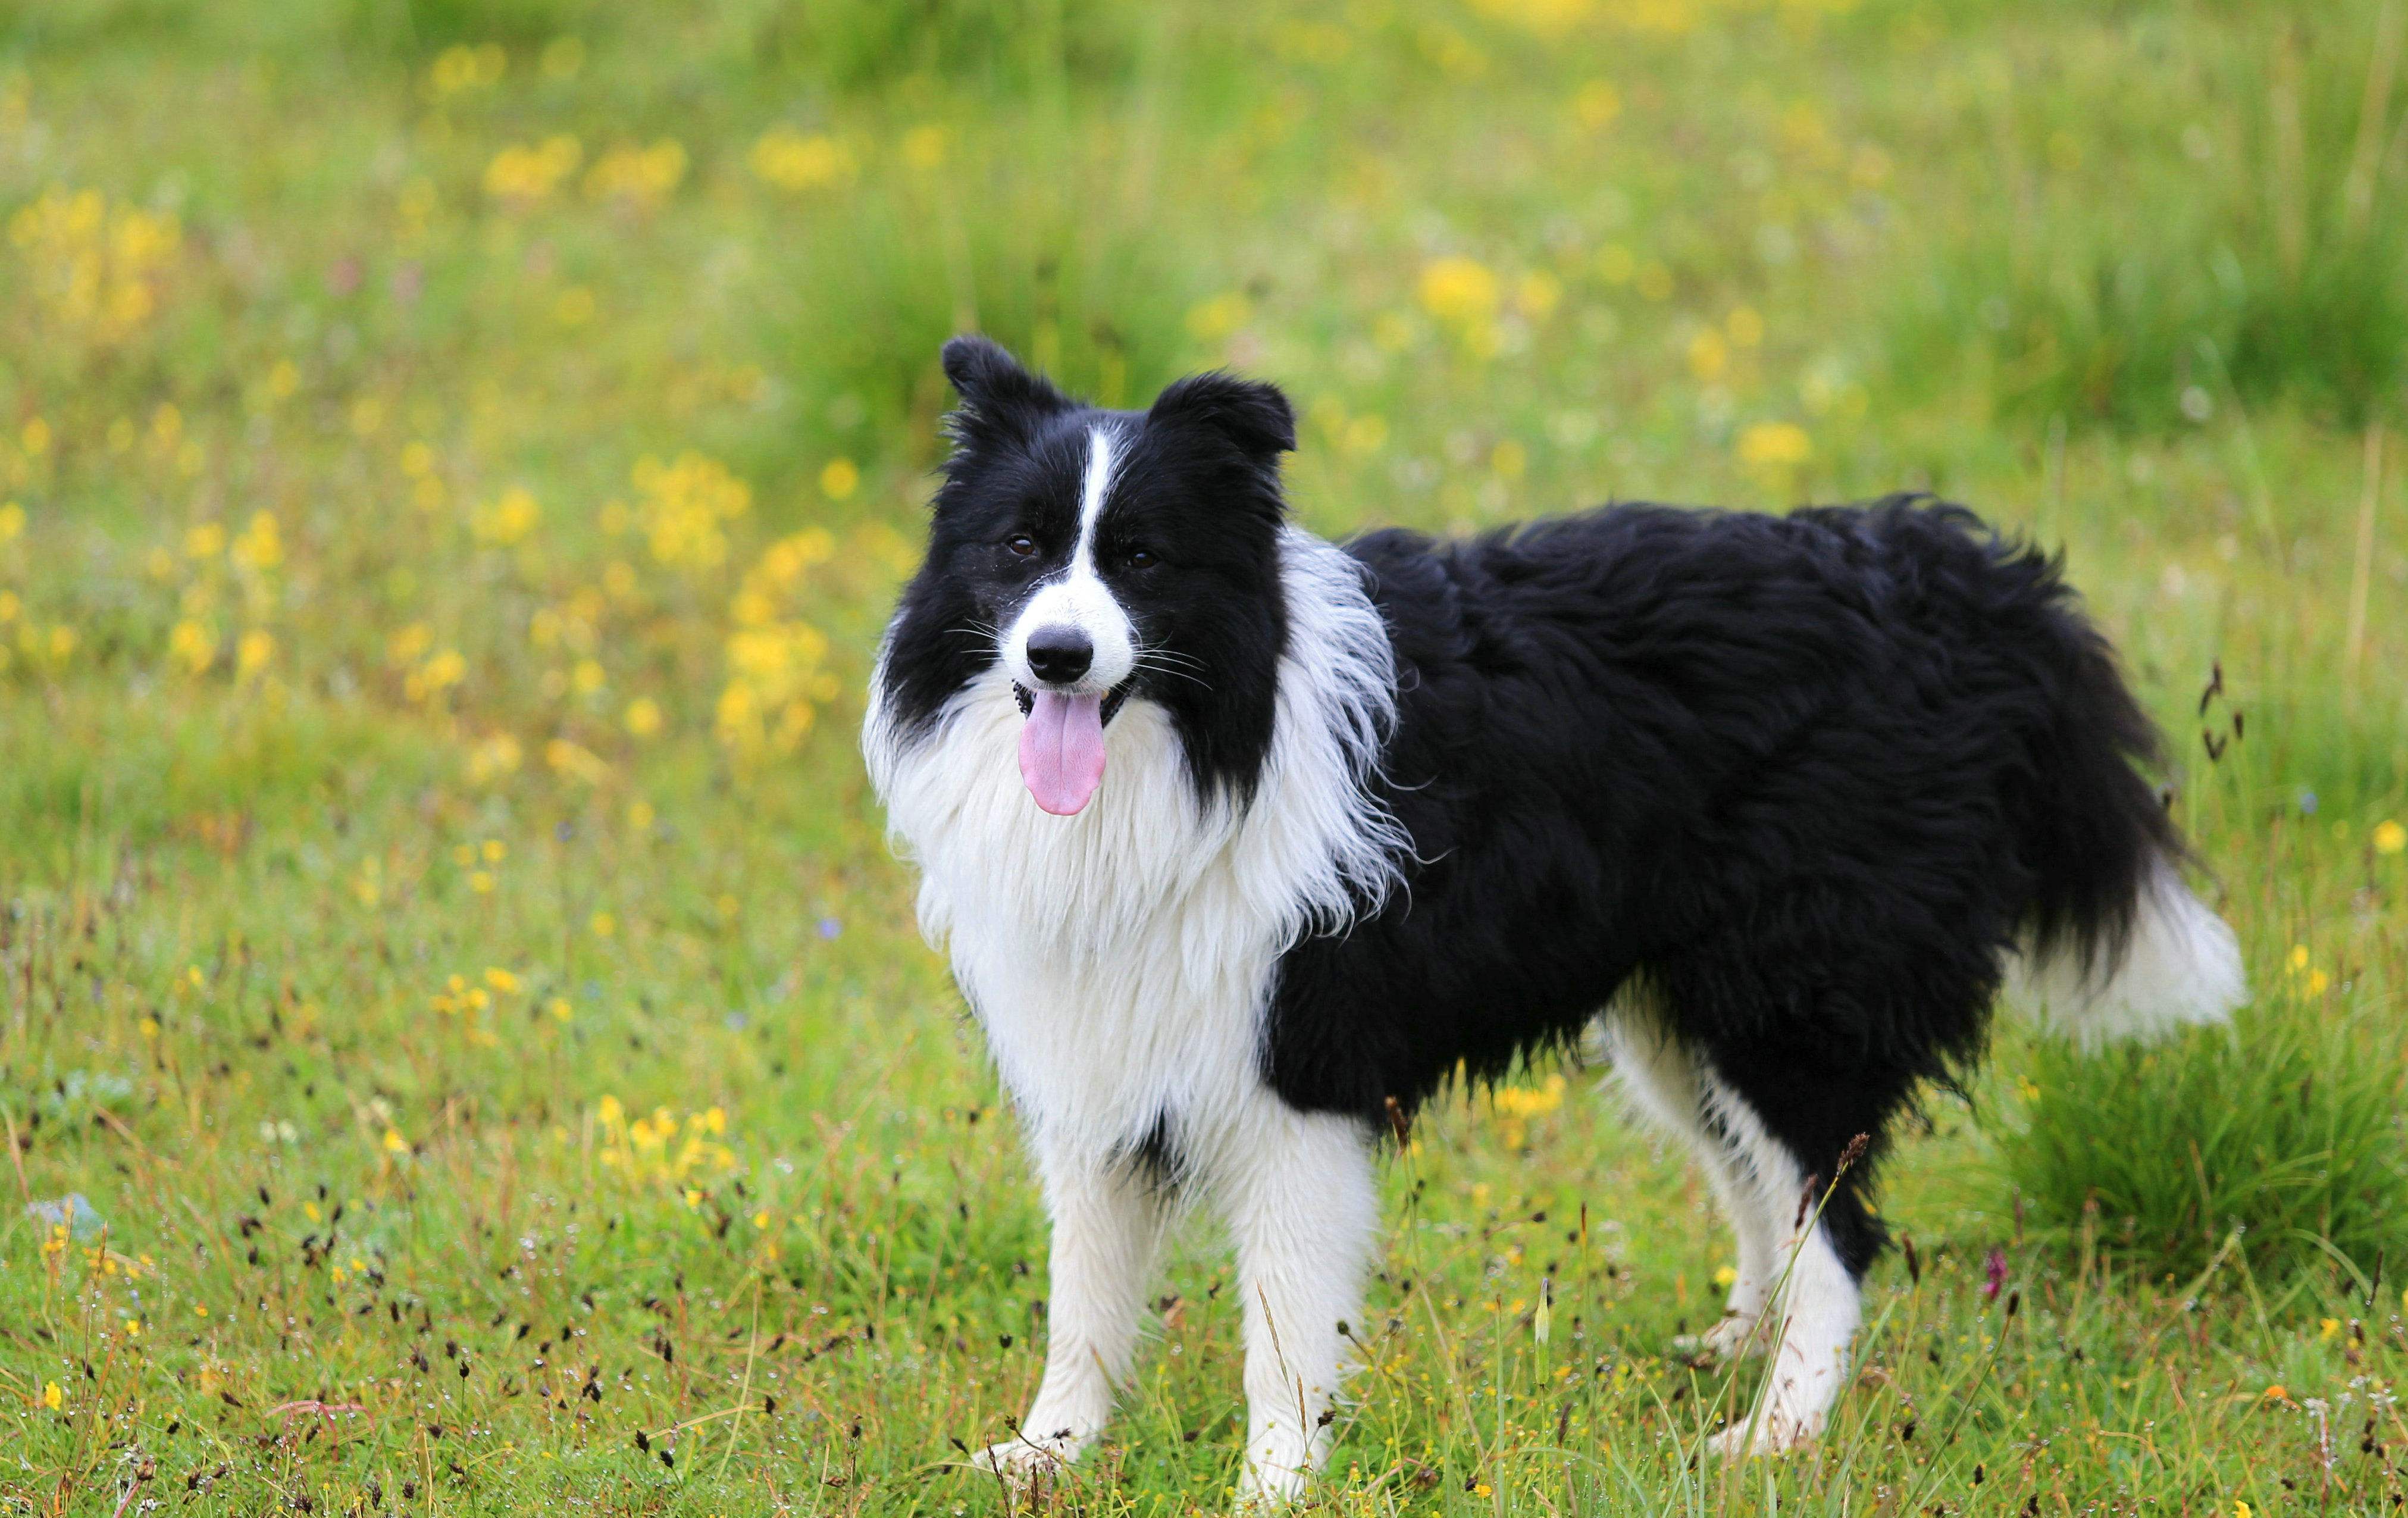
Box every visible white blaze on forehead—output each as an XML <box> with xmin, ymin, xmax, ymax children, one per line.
<box><xmin>1076</xmin><ymin>423</ymin><xmax>1116</xmax><ymax>552</ymax></box>
<box><xmin>1004</xmin><ymin>423</ymin><xmax>1137</xmax><ymax>693</ymax></box>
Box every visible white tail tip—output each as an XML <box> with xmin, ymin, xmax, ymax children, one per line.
<box><xmin>2005</xmin><ymin>865</ymin><xmax>2247</xmax><ymax>1047</ymax></box>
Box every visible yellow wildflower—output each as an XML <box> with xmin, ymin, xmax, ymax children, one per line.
<box><xmin>236</xmin><ymin>630</ymin><xmax>274</xmax><ymax>681</ymax></box>
<box><xmin>1737</xmin><ymin>421</ymin><xmax>1814</xmax><ymax>471</ymax></box>
<box><xmin>1515</xmin><ymin>271</ymin><xmax>1562</xmax><ymax>321</ymax></box>
<box><xmin>229</xmin><ymin>511</ymin><xmax>281</xmax><ymax>569</ymax></box>
<box><xmin>184</xmin><ymin>521</ymin><xmax>226</xmax><ymax>559</ymax></box>
<box><xmin>1574</xmin><ymin>79</ymin><xmax>1621</xmax><ymax>127</ymax></box>
<box><xmin>750</xmin><ymin>126</ymin><xmax>855</xmax><ymax>192</ymax></box>
<box><xmin>9</xmin><ymin>186</ymin><xmax>180</xmax><ymax>343</ymax></box>
<box><xmin>1493</xmin><ymin>1073</ymin><xmax>1567</xmax><ymax>1119</ymax></box>
<box><xmin>428</xmin><ymin>42</ymin><xmax>505</xmax><ymax>96</ymax></box>
<box><xmin>584</xmin><ymin>140</ymin><xmax>687</xmax><ymax>209</ymax></box>
<box><xmin>1687</xmin><ymin>327</ymin><xmax>1729</xmax><ymax>382</ymax></box>
<box><xmin>387</xmin><ymin>622</ymin><xmax>432</xmax><ymax>665</ymax></box>
<box><xmin>484</xmin><ymin>136</ymin><xmax>583</xmax><ymax>205</ymax></box>
<box><xmin>546</xmin><ymin>738</ymin><xmax>610</xmax><ymax>784</ymax></box>
<box><xmin>473</xmin><ymin>487</ymin><xmax>541</xmax><ymax>546</ymax></box>
<box><xmin>631</xmin><ymin>452</ymin><xmax>751</xmax><ymax>569</ymax></box>
<box><xmin>1417</xmin><ymin>256</ymin><xmax>1500</xmax><ymax>325</ymax></box>
<box><xmin>168</xmin><ymin>619</ymin><xmax>215</xmax><ymax>675</ymax></box>
<box><xmin>465</xmin><ymin>733</ymin><xmax>524</xmax><ymax>784</ymax></box>
<box><xmin>900</xmin><ymin>124</ymin><xmax>950</xmax><ymax>170</ymax></box>
<box><xmin>406</xmin><ymin>649</ymin><xmax>466</xmax><ymax>703</ymax></box>
<box><xmin>1185</xmin><ymin>292</ymin><xmax>1252</xmax><ymax>344</ymax></box>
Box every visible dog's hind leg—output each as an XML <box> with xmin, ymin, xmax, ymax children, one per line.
<box><xmin>978</xmin><ymin>1145</ymin><xmax>1170</xmax><ymax>1481</ymax></box>
<box><xmin>1207</xmin><ymin>1101</ymin><xmax>1381</xmax><ymax>1506</ymax></box>
<box><xmin>1602</xmin><ymin>1021</ymin><xmax>1778</xmax><ymax>1360</ymax></box>
<box><xmin>1692</xmin><ymin>1071</ymin><xmax>1864</xmax><ymax>1457</ymax></box>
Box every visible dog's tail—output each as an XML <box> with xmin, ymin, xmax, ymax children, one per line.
<box><xmin>1996</xmin><ymin>562</ymin><xmax>2246</xmax><ymax>1047</ymax></box>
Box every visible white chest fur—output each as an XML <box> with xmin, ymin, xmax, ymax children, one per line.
<box><xmin>863</xmin><ymin>527</ymin><xmax>1405</xmax><ymax>1157</ymax></box>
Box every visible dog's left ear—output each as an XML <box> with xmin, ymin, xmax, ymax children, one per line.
<box><xmin>940</xmin><ymin>334</ymin><xmax>1072</xmax><ymax>449</ymax></box>
<box><xmin>1147</xmin><ymin>371</ymin><xmax>1296</xmax><ymax>461</ymax></box>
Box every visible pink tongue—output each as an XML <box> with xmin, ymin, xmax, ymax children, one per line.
<box><xmin>1017</xmin><ymin>691</ymin><xmax>1107</xmax><ymax>815</ymax></box>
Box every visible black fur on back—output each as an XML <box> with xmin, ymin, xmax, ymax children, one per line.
<box><xmin>1266</xmin><ymin>496</ymin><xmax>2185</xmax><ymax>1272</ymax></box>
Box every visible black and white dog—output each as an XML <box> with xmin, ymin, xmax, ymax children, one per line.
<box><xmin>864</xmin><ymin>337</ymin><xmax>2244</xmax><ymax>1497</ymax></box>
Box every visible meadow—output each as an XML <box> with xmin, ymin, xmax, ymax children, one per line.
<box><xmin>3</xmin><ymin>0</ymin><xmax>2407</xmax><ymax>1511</ymax></box>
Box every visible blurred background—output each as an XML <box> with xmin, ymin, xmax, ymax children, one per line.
<box><xmin>3</xmin><ymin>0</ymin><xmax>2404</xmax><ymax>1511</ymax></box>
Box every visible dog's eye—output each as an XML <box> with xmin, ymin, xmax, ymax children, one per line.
<box><xmin>1124</xmin><ymin>546</ymin><xmax>1157</xmax><ymax>569</ymax></box>
<box><xmin>1004</xmin><ymin>534</ymin><xmax>1037</xmax><ymax>558</ymax></box>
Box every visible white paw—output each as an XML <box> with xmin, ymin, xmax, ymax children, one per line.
<box><xmin>1707</xmin><ymin>1404</ymin><xmax>1822</xmax><ymax>1458</ymax></box>
<box><xmin>1671</xmin><ymin>1312</ymin><xmax>1767</xmax><ymax>1364</ymax></box>
<box><xmin>973</xmin><ymin>1429</ymin><xmax>1085</xmax><ymax>1485</ymax></box>
<box><xmin>1235</xmin><ymin>1447</ymin><xmax>1312</xmax><ymax>1508</ymax></box>
<box><xmin>1235</xmin><ymin>1469</ymin><xmax>1305</xmax><ymax>1509</ymax></box>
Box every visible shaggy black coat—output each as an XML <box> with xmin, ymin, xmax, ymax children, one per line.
<box><xmin>1266</xmin><ymin>499</ymin><xmax>2181</xmax><ymax>1273</ymax></box>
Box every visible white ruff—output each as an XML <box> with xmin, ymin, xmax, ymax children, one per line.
<box><xmin>863</xmin><ymin>523</ymin><xmax>1405</xmax><ymax>1157</ymax></box>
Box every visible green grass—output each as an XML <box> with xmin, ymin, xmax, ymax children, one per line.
<box><xmin>4</xmin><ymin>0</ymin><xmax>2408</xmax><ymax>1512</ymax></box>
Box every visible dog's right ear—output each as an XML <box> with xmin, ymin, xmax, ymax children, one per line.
<box><xmin>940</xmin><ymin>335</ymin><xmax>1070</xmax><ymax>450</ymax></box>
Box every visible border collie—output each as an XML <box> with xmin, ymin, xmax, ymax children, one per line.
<box><xmin>863</xmin><ymin>336</ymin><xmax>2246</xmax><ymax>1498</ymax></box>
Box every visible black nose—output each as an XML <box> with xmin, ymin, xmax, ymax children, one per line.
<box><xmin>1024</xmin><ymin>624</ymin><xmax>1094</xmax><ymax>685</ymax></box>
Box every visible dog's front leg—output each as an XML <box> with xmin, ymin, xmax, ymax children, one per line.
<box><xmin>1214</xmin><ymin>1106</ymin><xmax>1381</xmax><ymax>1506</ymax></box>
<box><xmin>979</xmin><ymin>1145</ymin><xmax>1167</xmax><ymax>1481</ymax></box>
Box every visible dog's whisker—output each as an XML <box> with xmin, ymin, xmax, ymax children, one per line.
<box><xmin>1134</xmin><ymin>646</ymin><xmax>1207</xmax><ymax>669</ymax></box>
<box><xmin>1132</xmin><ymin>656</ymin><xmax>1213</xmax><ymax>691</ymax></box>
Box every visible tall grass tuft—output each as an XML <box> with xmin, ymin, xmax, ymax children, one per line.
<box><xmin>753</xmin><ymin>147</ymin><xmax>1199</xmax><ymax>459</ymax></box>
<box><xmin>1999</xmin><ymin>998</ymin><xmax>2408</xmax><ymax>1285</ymax></box>
<box><xmin>747</xmin><ymin>0</ymin><xmax>1147</xmax><ymax>97</ymax></box>
<box><xmin>1880</xmin><ymin>6</ymin><xmax>2408</xmax><ymax>433</ymax></box>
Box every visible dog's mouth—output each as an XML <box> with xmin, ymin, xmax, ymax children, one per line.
<box><xmin>1012</xmin><ymin>682</ymin><xmax>1129</xmax><ymax>816</ymax></box>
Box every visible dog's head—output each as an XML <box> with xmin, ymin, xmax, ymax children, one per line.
<box><xmin>878</xmin><ymin>336</ymin><xmax>1294</xmax><ymax>815</ymax></box>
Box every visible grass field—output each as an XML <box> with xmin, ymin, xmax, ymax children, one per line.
<box><xmin>4</xmin><ymin>0</ymin><xmax>2408</xmax><ymax>1512</ymax></box>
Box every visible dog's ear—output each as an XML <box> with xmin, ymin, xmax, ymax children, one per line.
<box><xmin>940</xmin><ymin>335</ymin><xmax>1070</xmax><ymax>448</ymax></box>
<box><xmin>1147</xmin><ymin>370</ymin><xmax>1296</xmax><ymax>461</ymax></box>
